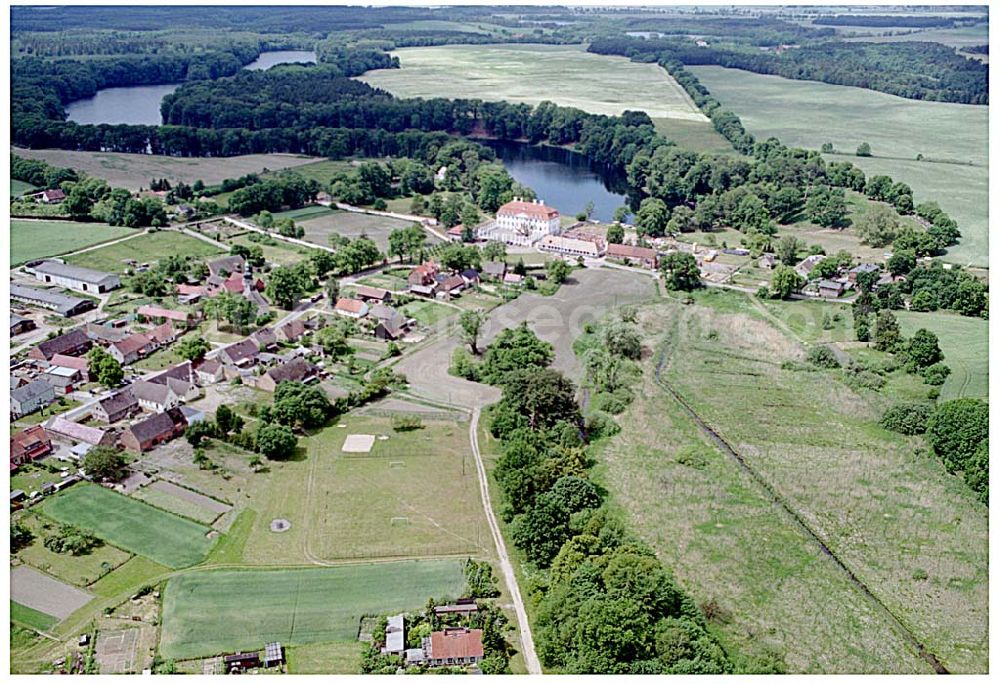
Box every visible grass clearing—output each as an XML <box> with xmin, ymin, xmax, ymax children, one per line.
<box><xmin>14</xmin><ymin>512</ymin><xmax>132</xmax><ymax>587</ymax></box>
<box><xmin>608</xmin><ymin>295</ymin><xmax>987</xmax><ymax>672</ymax></box>
<box><xmin>89</xmin><ymin>556</ymin><xmax>172</xmax><ymax>599</ymax></box>
<box><xmin>65</xmin><ymin>230</ymin><xmax>223</xmax><ymax>273</ymax></box>
<box><xmin>359</xmin><ymin>43</ymin><xmax>709</xmax><ymax>122</ymax></box>
<box><xmin>399</xmin><ymin>299</ymin><xmax>456</xmax><ymax>327</ymax></box>
<box><xmin>895</xmin><ymin>310</ymin><xmax>987</xmax><ymax>400</ymax></box>
<box><xmin>285</xmin><ymin>641</ymin><xmax>364</xmax><ymax>674</ymax></box>
<box><xmin>131</xmin><ymin>482</ymin><xmax>227</xmax><ymax>525</ymax></box>
<box><xmin>267</xmin><ymin>158</ymin><xmax>362</xmax><ymax>186</ymax></box>
<box><xmin>11</xmin><ymin>601</ymin><xmax>58</xmax><ymax>632</ymax></box>
<box><xmin>689</xmin><ymin>66</ymin><xmax>987</xmax><ymax>266</ymax></box>
<box><xmin>298</xmin><ymin>210</ymin><xmax>419</xmax><ymax>252</ymax></box>
<box><xmin>41</xmin><ymin>483</ymin><xmax>215</xmax><ymax>569</ymax></box>
<box><xmin>11</xmin><ymin>220</ymin><xmax>137</xmax><ymax>266</ymax></box>
<box><xmin>11</xmin><ymin>179</ymin><xmax>37</xmax><ymax>197</ymax></box>
<box><xmin>11</xmin><ymin>149</ymin><xmax>320</xmax><ymax>191</ymax></box>
<box><xmin>159</xmin><ymin>559</ymin><xmax>466</xmax><ymax>660</ymax></box>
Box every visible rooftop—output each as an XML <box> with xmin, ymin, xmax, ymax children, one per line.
<box><xmin>30</xmin><ymin>260</ymin><xmax>117</xmax><ymax>285</ymax></box>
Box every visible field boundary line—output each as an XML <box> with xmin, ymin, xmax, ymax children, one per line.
<box><xmin>652</xmin><ymin>341</ymin><xmax>948</xmax><ymax>675</ymax></box>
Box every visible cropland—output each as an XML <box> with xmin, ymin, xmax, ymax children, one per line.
<box><xmin>159</xmin><ymin>560</ymin><xmax>465</xmax><ymax>660</ymax></box>
<box><xmin>689</xmin><ymin>66</ymin><xmax>988</xmax><ymax>266</ymax></box>
<box><xmin>42</xmin><ymin>483</ymin><xmax>216</xmax><ymax>569</ymax></box>
<box><xmin>11</xmin><ymin>149</ymin><xmax>320</xmax><ymax>191</ymax></box>
<box><xmin>65</xmin><ymin>230</ymin><xmax>224</xmax><ymax>273</ymax></box>
<box><xmin>594</xmin><ymin>290</ymin><xmax>987</xmax><ymax>673</ymax></box>
<box><xmin>11</xmin><ymin>220</ymin><xmax>138</xmax><ymax>265</ymax></box>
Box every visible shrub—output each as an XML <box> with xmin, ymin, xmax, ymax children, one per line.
<box><xmin>806</xmin><ymin>346</ymin><xmax>840</xmax><ymax>369</ymax></box>
<box><xmin>880</xmin><ymin>403</ymin><xmax>931</xmax><ymax>435</ymax></box>
<box><xmin>585</xmin><ymin>410</ymin><xmax>620</xmax><ymax>439</ymax></box>
<box><xmin>921</xmin><ymin>362</ymin><xmax>951</xmax><ymax>386</ymax></box>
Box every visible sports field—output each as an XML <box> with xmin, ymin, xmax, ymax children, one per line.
<box><xmin>159</xmin><ymin>559</ymin><xmax>466</xmax><ymax>660</ymax></box>
<box><xmin>66</xmin><ymin>230</ymin><xmax>224</xmax><ymax>273</ymax></box>
<box><xmin>689</xmin><ymin>65</ymin><xmax>988</xmax><ymax>267</ymax></box>
<box><xmin>359</xmin><ymin>44</ymin><xmax>709</xmax><ymax>122</ymax></box>
<box><xmin>600</xmin><ymin>293</ymin><xmax>987</xmax><ymax>673</ymax></box>
<box><xmin>895</xmin><ymin>310</ymin><xmax>988</xmax><ymax>401</ymax></box>
<box><xmin>42</xmin><ymin>483</ymin><xmax>215</xmax><ymax>569</ymax></box>
<box><xmin>11</xmin><ymin>220</ymin><xmax>137</xmax><ymax>265</ymax></box>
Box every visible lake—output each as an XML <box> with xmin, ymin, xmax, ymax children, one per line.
<box><xmin>65</xmin><ymin>50</ymin><xmax>318</xmax><ymax>125</ymax></box>
<box><xmin>482</xmin><ymin>140</ymin><xmax>632</xmax><ymax>223</ymax></box>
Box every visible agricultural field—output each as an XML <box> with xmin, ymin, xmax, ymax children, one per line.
<box><xmin>842</xmin><ymin>24</ymin><xmax>989</xmax><ymax>48</ymax></box>
<box><xmin>358</xmin><ymin>44</ymin><xmax>711</xmax><ymax>122</ymax></box>
<box><xmin>41</xmin><ymin>483</ymin><xmax>216</xmax><ymax>569</ymax></box>
<box><xmin>11</xmin><ymin>148</ymin><xmax>320</xmax><ymax>191</ymax></box>
<box><xmin>895</xmin><ymin>310</ymin><xmax>988</xmax><ymax>400</ymax></box>
<box><xmin>13</xmin><ymin>512</ymin><xmax>132</xmax><ymax>587</ymax></box>
<box><xmin>227</xmin><ymin>233</ymin><xmax>314</xmax><ymax>266</ymax></box>
<box><xmin>11</xmin><ymin>600</ymin><xmax>58</xmax><ymax>632</ymax></box>
<box><xmin>65</xmin><ymin>230</ymin><xmax>224</xmax><ymax>273</ymax></box>
<box><xmin>132</xmin><ymin>480</ymin><xmax>231</xmax><ymax>526</ymax></box>
<box><xmin>597</xmin><ymin>292</ymin><xmax>987</xmax><ymax>673</ymax></box>
<box><xmin>11</xmin><ymin>220</ymin><xmax>138</xmax><ymax>265</ymax></box>
<box><xmin>296</xmin><ymin>208</ymin><xmax>423</xmax><ymax>252</ymax></box>
<box><xmin>689</xmin><ymin>66</ymin><xmax>988</xmax><ymax>266</ymax></box>
<box><xmin>10</xmin><ymin>565</ymin><xmax>95</xmax><ymax>623</ymax></box>
<box><xmin>11</xmin><ymin>178</ymin><xmax>37</xmax><ymax>197</ymax></box>
<box><xmin>159</xmin><ymin>559</ymin><xmax>466</xmax><ymax>660</ymax></box>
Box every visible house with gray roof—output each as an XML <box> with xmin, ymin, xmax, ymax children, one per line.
<box><xmin>28</xmin><ymin>329</ymin><xmax>92</xmax><ymax>362</ymax></box>
<box><xmin>27</xmin><ymin>260</ymin><xmax>120</xmax><ymax>294</ymax></box>
<box><xmin>11</xmin><ymin>379</ymin><xmax>56</xmax><ymax>419</ymax></box>
<box><xmin>93</xmin><ymin>388</ymin><xmax>140</xmax><ymax>424</ymax></box>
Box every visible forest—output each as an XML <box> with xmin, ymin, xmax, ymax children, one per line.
<box><xmin>812</xmin><ymin>14</ymin><xmax>965</xmax><ymax>28</ymax></box>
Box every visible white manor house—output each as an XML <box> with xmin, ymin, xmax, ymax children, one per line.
<box><xmin>477</xmin><ymin>198</ymin><xmax>560</xmax><ymax>246</ymax></box>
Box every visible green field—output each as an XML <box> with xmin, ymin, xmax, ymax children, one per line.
<box><xmin>689</xmin><ymin>65</ymin><xmax>988</xmax><ymax>267</ymax></box>
<box><xmin>42</xmin><ymin>484</ymin><xmax>215</xmax><ymax>569</ymax></box>
<box><xmin>10</xmin><ymin>601</ymin><xmax>58</xmax><ymax>632</ymax></box>
<box><xmin>896</xmin><ymin>310</ymin><xmax>988</xmax><ymax>400</ymax></box>
<box><xmin>131</xmin><ymin>486</ymin><xmax>223</xmax><ymax>526</ymax></box>
<box><xmin>268</xmin><ymin>160</ymin><xmax>360</xmax><ymax>187</ymax></box>
<box><xmin>298</xmin><ymin>209</ymin><xmax>419</xmax><ymax>252</ymax></box>
<box><xmin>273</xmin><ymin>204</ymin><xmax>337</xmax><ymax>222</ymax></box>
<box><xmin>843</xmin><ymin>24</ymin><xmax>989</xmax><ymax>48</ymax></box>
<box><xmin>399</xmin><ymin>299</ymin><xmax>456</xmax><ymax>327</ymax></box>
<box><xmin>358</xmin><ymin>43</ymin><xmax>711</xmax><ymax>123</ymax></box>
<box><xmin>65</xmin><ymin>230</ymin><xmax>224</xmax><ymax>273</ymax></box>
<box><xmin>11</xmin><ymin>179</ymin><xmax>37</xmax><ymax>197</ymax></box>
<box><xmin>600</xmin><ymin>293</ymin><xmax>987</xmax><ymax>672</ymax></box>
<box><xmin>11</xmin><ymin>220</ymin><xmax>137</xmax><ymax>266</ymax></box>
<box><xmin>14</xmin><ymin>512</ymin><xmax>132</xmax><ymax>587</ymax></box>
<box><xmin>159</xmin><ymin>559</ymin><xmax>466</xmax><ymax>660</ymax></box>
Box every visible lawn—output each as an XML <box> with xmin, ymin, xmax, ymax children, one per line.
<box><xmin>65</xmin><ymin>230</ymin><xmax>224</xmax><ymax>273</ymax></box>
<box><xmin>358</xmin><ymin>43</ymin><xmax>710</xmax><ymax>122</ymax></box>
<box><xmin>689</xmin><ymin>65</ymin><xmax>988</xmax><ymax>266</ymax></box>
<box><xmin>895</xmin><ymin>310</ymin><xmax>988</xmax><ymax>400</ymax></box>
<box><xmin>41</xmin><ymin>483</ymin><xmax>215</xmax><ymax>569</ymax></box>
<box><xmin>298</xmin><ymin>210</ymin><xmax>420</xmax><ymax>252</ymax></box>
<box><xmin>14</xmin><ymin>512</ymin><xmax>132</xmax><ymax>587</ymax></box>
<box><xmin>267</xmin><ymin>159</ymin><xmax>363</xmax><ymax>187</ymax></box>
<box><xmin>273</xmin><ymin>204</ymin><xmax>337</xmax><ymax>222</ymax></box>
<box><xmin>10</xmin><ymin>601</ymin><xmax>58</xmax><ymax>632</ymax></box>
<box><xmin>605</xmin><ymin>296</ymin><xmax>988</xmax><ymax>673</ymax></box>
<box><xmin>88</xmin><ymin>556</ymin><xmax>172</xmax><ymax>599</ymax></box>
<box><xmin>11</xmin><ymin>220</ymin><xmax>137</xmax><ymax>266</ymax></box>
<box><xmin>228</xmin><ymin>233</ymin><xmax>313</xmax><ymax>266</ymax></box>
<box><xmin>11</xmin><ymin>179</ymin><xmax>37</xmax><ymax>197</ymax></box>
<box><xmin>285</xmin><ymin>641</ymin><xmax>365</xmax><ymax>674</ymax></box>
<box><xmin>398</xmin><ymin>299</ymin><xmax>456</xmax><ymax>327</ymax></box>
<box><xmin>159</xmin><ymin>559</ymin><xmax>466</xmax><ymax>660</ymax></box>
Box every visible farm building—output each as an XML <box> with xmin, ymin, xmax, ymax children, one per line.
<box><xmin>11</xmin><ymin>313</ymin><xmax>36</xmax><ymax>336</ymax></box>
<box><xmin>538</xmin><ymin>234</ymin><xmax>604</xmax><ymax>258</ymax></box>
<box><xmin>10</xmin><ymin>426</ymin><xmax>53</xmax><ymax>471</ymax></box>
<box><xmin>132</xmin><ymin>380</ymin><xmax>182</xmax><ymax>413</ymax></box>
<box><xmin>137</xmin><ymin>305</ymin><xmax>196</xmax><ymax>327</ymax></box>
<box><xmin>43</xmin><ymin>365</ymin><xmax>82</xmax><ymax>395</ymax></box>
<box><xmin>93</xmin><ymin>388</ymin><xmax>140</xmax><ymax>424</ymax></box>
<box><xmin>109</xmin><ymin>332</ymin><xmax>157</xmax><ymax>365</ymax></box>
<box><xmin>11</xmin><ymin>284</ymin><xmax>95</xmax><ymax>317</ymax></box>
<box><xmin>460</xmin><ymin>268</ymin><xmax>480</xmax><ymax>286</ymax></box>
<box><xmin>420</xmin><ymin>627</ymin><xmax>484</xmax><ymax>667</ymax></box>
<box><xmin>382</xmin><ymin>614</ymin><xmax>406</xmax><ymax>656</ymax></box>
<box><xmin>223</xmin><ymin>652</ymin><xmax>261</xmax><ymax>674</ymax></box>
<box><xmin>354</xmin><ymin>285</ymin><xmax>392</xmax><ymax>302</ymax></box>
<box><xmin>27</xmin><ymin>260</ymin><xmax>120</xmax><ymax>294</ymax></box>
<box><xmin>47</xmin><ymin>416</ymin><xmax>115</xmax><ymax>446</ymax></box>
<box><xmin>606</xmin><ymin>243</ymin><xmax>658</xmax><ymax>269</ymax></box>
<box><xmin>32</xmin><ymin>188</ymin><xmax>66</xmax><ymax>204</ymax></box>
<box><xmin>120</xmin><ymin>408</ymin><xmax>188</xmax><ymax>452</ymax></box>
<box><xmin>433</xmin><ymin>602</ymin><xmax>479</xmax><ymax>617</ymax></box>
<box><xmin>408</xmin><ymin>261</ymin><xmax>440</xmax><ymax>296</ymax></box>
<box><xmin>795</xmin><ymin>254</ymin><xmax>826</xmax><ymax>279</ymax></box>
<box><xmin>375</xmin><ymin>312</ymin><xmax>408</xmax><ymax>340</ymax></box>
<box><xmin>219</xmin><ymin>339</ymin><xmax>261</xmax><ymax>367</ymax></box>
<box><xmin>436</xmin><ymin>274</ymin><xmax>466</xmax><ymax>297</ymax></box>
<box><xmin>481</xmin><ymin>261</ymin><xmax>507</xmax><ymax>281</ymax></box>
<box><xmin>759</xmin><ymin>253</ymin><xmax>777</xmax><ymax>270</ymax></box>
<box><xmin>477</xmin><ymin>199</ymin><xmax>560</xmax><ymax>246</ymax></box>
<box><xmin>263</xmin><ymin>643</ymin><xmax>284</xmax><ymax>668</ymax></box>
<box><xmin>85</xmin><ymin>322</ymin><xmax>128</xmax><ymax>344</ymax></box>
<box><xmin>503</xmin><ymin>272</ymin><xmax>523</xmax><ymax>285</ymax></box>
<box><xmin>278</xmin><ymin>319</ymin><xmax>307</xmax><ymax>343</ymax></box>
<box><xmin>28</xmin><ymin>328</ymin><xmax>92</xmax><ymax>362</ymax></box>
<box><xmin>148</xmin><ymin>360</ymin><xmax>198</xmax><ymax>387</ymax></box>
<box><xmin>818</xmin><ymin>280</ymin><xmax>845</xmax><ymax>298</ymax></box>
<box><xmin>848</xmin><ymin>263</ymin><xmax>881</xmax><ymax>283</ymax></box>
<box><xmin>334</xmin><ymin>298</ymin><xmax>369</xmax><ymax>318</ymax></box>
<box><xmin>10</xmin><ymin>379</ymin><xmax>56</xmax><ymax>418</ymax></box>
<box><xmin>256</xmin><ymin>358</ymin><xmax>318</xmax><ymax>392</ymax></box>
<box><xmin>252</xmin><ymin>327</ymin><xmax>279</xmax><ymax>351</ymax></box>
<box><xmin>50</xmin><ymin>354</ymin><xmax>91</xmax><ymax>379</ymax></box>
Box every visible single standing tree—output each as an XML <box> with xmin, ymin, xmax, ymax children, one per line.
<box><xmin>904</xmin><ymin>328</ymin><xmax>943</xmax><ymax>369</ymax></box>
<box><xmin>325</xmin><ymin>277</ymin><xmax>340</xmax><ymax>303</ymax></box>
<box><xmin>856</xmin><ymin>142</ymin><xmax>873</xmax><ymax>157</ymax></box>
<box><xmin>775</xmin><ymin>235</ymin><xmax>802</xmax><ymax>266</ymax></box>
<box><xmin>659</xmin><ymin>252</ymin><xmax>701</xmax><ymax>291</ymax></box>
<box><xmin>175</xmin><ymin>335</ymin><xmax>209</xmax><ymax>362</ymax></box>
<box><xmin>83</xmin><ymin>446</ymin><xmax>128</xmax><ymax>482</ymax></box>
<box><xmin>459</xmin><ymin>309</ymin><xmax>486</xmax><ymax>354</ymax></box>
<box><xmin>256</xmin><ymin>423</ymin><xmax>298</xmax><ymax>460</ymax></box>
<box><xmin>546</xmin><ymin>259</ymin><xmax>571</xmax><ymax>284</ymax></box>
<box><xmin>770</xmin><ymin>265</ymin><xmax>805</xmax><ymax>300</ymax></box>
<box><xmin>872</xmin><ymin>310</ymin><xmax>903</xmax><ymax>352</ymax></box>
<box><xmin>87</xmin><ymin>347</ymin><xmax>124</xmax><ymax>388</ymax></box>
<box><xmin>606</xmin><ymin>223</ymin><xmax>625</xmax><ymax>245</ymax></box>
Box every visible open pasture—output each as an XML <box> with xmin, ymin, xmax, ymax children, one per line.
<box><xmin>689</xmin><ymin>65</ymin><xmax>988</xmax><ymax>266</ymax></box>
<box><xmin>10</xmin><ymin>600</ymin><xmax>59</xmax><ymax>632</ymax></box>
<box><xmin>42</xmin><ymin>483</ymin><xmax>215</xmax><ymax>569</ymax></box>
<box><xmin>895</xmin><ymin>310</ymin><xmax>988</xmax><ymax>401</ymax></box>
<box><xmin>638</xmin><ymin>295</ymin><xmax>987</xmax><ymax>672</ymax></box>
<box><xmin>66</xmin><ymin>230</ymin><xmax>223</xmax><ymax>273</ymax></box>
<box><xmin>11</xmin><ymin>148</ymin><xmax>320</xmax><ymax>191</ymax></box>
<box><xmin>159</xmin><ymin>559</ymin><xmax>466</xmax><ymax>660</ymax></box>
<box><xmin>11</xmin><ymin>220</ymin><xmax>137</xmax><ymax>266</ymax></box>
<box><xmin>298</xmin><ymin>209</ymin><xmax>421</xmax><ymax>251</ymax></box>
<box><xmin>843</xmin><ymin>24</ymin><xmax>988</xmax><ymax>48</ymax></box>
<box><xmin>358</xmin><ymin>44</ymin><xmax>710</xmax><ymax>122</ymax></box>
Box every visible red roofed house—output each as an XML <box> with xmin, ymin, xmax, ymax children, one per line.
<box><xmin>422</xmin><ymin>628</ymin><xmax>484</xmax><ymax>667</ymax></box>
<box><xmin>49</xmin><ymin>353</ymin><xmax>92</xmax><ymax>380</ymax></box>
<box><xmin>278</xmin><ymin>319</ymin><xmax>307</xmax><ymax>343</ymax></box>
<box><xmin>138</xmin><ymin>305</ymin><xmax>195</xmax><ymax>327</ymax></box>
<box><xmin>34</xmin><ymin>189</ymin><xmax>66</xmax><ymax>204</ymax></box>
<box><xmin>478</xmin><ymin>198</ymin><xmax>560</xmax><ymax>246</ymax></box>
<box><xmin>10</xmin><ymin>426</ymin><xmax>52</xmax><ymax>471</ymax></box>
<box><xmin>109</xmin><ymin>332</ymin><xmax>155</xmax><ymax>365</ymax></box>
<box><xmin>606</xmin><ymin>243</ymin><xmax>659</xmax><ymax>270</ymax></box>
<box><xmin>334</xmin><ymin>298</ymin><xmax>368</xmax><ymax>319</ymax></box>
<box><xmin>408</xmin><ymin>261</ymin><xmax>440</xmax><ymax>297</ymax></box>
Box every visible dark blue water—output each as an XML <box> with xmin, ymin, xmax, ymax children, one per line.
<box><xmin>482</xmin><ymin>140</ymin><xmax>631</xmax><ymax>223</ymax></box>
<box><xmin>66</xmin><ymin>50</ymin><xmax>318</xmax><ymax>125</ymax></box>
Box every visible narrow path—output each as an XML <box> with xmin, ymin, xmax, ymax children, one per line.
<box><xmin>332</xmin><ymin>202</ymin><xmax>449</xmax><ymax>242</ymax></box>
<box><xmin>652</xmin><ymin>344</ymin><xmax>948</xmax><ymax>675</ymax></box>
<box><xmin>178</xmin><ymin>227</ymin><xmax>227</xmax><ymax>250</ymax></box>
<box><xmin>468</xmin><ymin>407</ymin><xmax>542</xmax><ymax>675</ymax></box>
<box><xmin>222</xmin><ymin>216</ymin><xmax>337</xmax><ymax>253</ymax></box>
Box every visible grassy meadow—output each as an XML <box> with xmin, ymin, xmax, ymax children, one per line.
<box><xmin>65</xmin><ymin>230</ymin><xmax>223</xmax><ymax>273</ymax></box>
<box><xmin>895</xmin><ymin>310</ymin><xmax>988</xmax><ymax>401</ymax></box>
<box><xmin>159</xmin><ymin>560</ymin><xmax>466</xmax><ymax>660</ymax></box>
<box><xmin>296</xmin><ymin>209</ymin><xmax>419</xmax><ymax>252</ymax></box>
<box><xmin>603</xmin><ymin>291</ymin><xmax>988</xmax><ymax>673</ymax></box>
<box><xmin>10</xmin><ymin>601</ymin><xmax>58</xmax><ymax>632</ymax></box>
<box><xmin>689</xmin><ymin>66</ymin><xmax>988</xmax><ymax>266</ymax></box>
<box><xmin>42</xmin><ymin>484</ymin><xmax>215</xmax><ymax>569</ymax></box>
<box><xmin>11</xmin><ymin>179</ymin><xmax>37</xmax><ymax>197</ymax></box>
<box><xmin>358</xmin><ymin>44</ymin><xmax>710</xmax><ymax>123</ymax></box>
<box><xmin>11</xmin><ymin>220</ymin><xmax>137</xmax><ymax>265</ymax></box>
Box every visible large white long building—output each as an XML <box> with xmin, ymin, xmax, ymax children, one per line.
<box><xmin>26</xmin><ymin>260</ymin><xmax>120</xmax><ymax>294</ymax></box>
<box><xmin>477</xmin><ymin>198</ymin><xmax>560</xmax><ymax>246</ymax></box>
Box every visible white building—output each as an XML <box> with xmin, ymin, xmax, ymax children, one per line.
<box><xmin>537</xmin><ymin>234</ymin><xmax>604</xmax><ymax>258</ymax></box>
<box><xmin>27</xmin><ymin>260</ymin><xmax>121</xmax><ymax>294</ymax></box>
<box><xmin>477</xmin><ymin>199</ymin><xmax>560</xmax><ymax>246</ymax></box>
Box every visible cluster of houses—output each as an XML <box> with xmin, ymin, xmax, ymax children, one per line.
<box><xmin>790</xmin><ymin>255</ymin><xmax>895</xmax><ymax>298</ymax></box>
<box><xmin>380</xmin><ymin>602</ymin><xmax>485</xmax><ymax>670</ymax></box>
<box><xmin>175</xmin><ymin>254</ymin><xmax>269</xmax><ymax>313</ymax></box>
<box><xmin>217</xmin><ymin>642</ymin><xmax>284</xmax><ymax>674</ymax></box>
<box><xmin>331</xmin><ymin>284</ymin><xmax>418</xmax><ymax>340</ymax></box>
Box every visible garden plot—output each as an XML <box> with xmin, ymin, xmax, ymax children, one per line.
<box><xmin>10</xmin><ymin>565</ymin><xmax>94</xmax><ymax>622</ymax></box>
<box><xmin>133</xmin><ymin>480</ymin><xmax>231</xmax><ymax>525</ymax></box>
